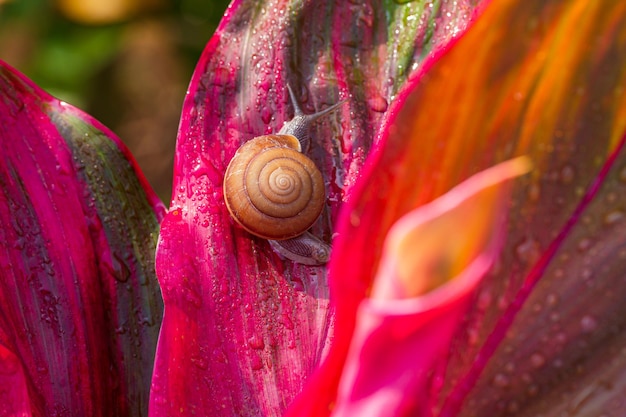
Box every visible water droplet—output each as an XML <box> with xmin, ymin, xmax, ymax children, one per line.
<box><xmin>211</xmin><ymin>67</ymin><xmax>231</xmax><ymax>87</ymax></box>
<box><xmin>260</xmin><ymin>106</ymin><xmax>273</xmax><ymax>124</ymax></box>
<box><xmin>248</xmin><ymin>335</ymin><xmax>265</xmax><ymax>350</ymax></box>
<box><xmin>367</xmin><ymin>95</ymin><xmax>388</xmax><ymax>113</ymax></box>
<box><xmin>528</xmin><ymin>183</ymin><xmax>541</xmax><ymax>202</ymax></box>
<box><xmin>606</xmin><ymin>192</ymin><xmax>618</xmax><ymax>203</ymax></box>
<box><xmin>530</xmin><ymin>353</ymin><xmax>546</xmax><ymax>368</ymax></box>
<box><xmin>555</xmin><ymin>332</ymin><xmax>567</xmax><ymax>344</ymax></box>
<box><xmin>515</xmin><ymin>237</ymin><xmax>541</xmax><ymax>265</ymax></box>
<box><xmin>581</xmin><ymin>315</ymin><xmax>598</xmax><ymax>333</ymax></box>
<box><xmin>604</xmin><ymin>210</ymin><xmax>624</xmax><ymax>225</ymax></box>
<box><xmin>560</xmin><ymin>165</ymin><xmax>575</xmax><ymax>184</ymax></box>
<box><xmin>212</xmin><ymin>348</ymin><xmax>227</xmax><ymax>364</ymax></box>
<box><xmin>281</xmin><ymin>313</ymin><xmax>294</xmax><ymax>330</ymax></box>
<box><xmin>577</xmin><ymin>238</ymin><xmax>592</xmax><ymax>252</ymax></box>
<box><xmin>112</xmin><ymin>252</ymin><xmax>131</xmax><ymax>283</ymax></box>
<box><xmin>507</xmin><ymin>401</ymin><xmax>520</xmax><ymax>413</ymax></box>
<box><xmin>493</xmin><ymin>373</ymin><xmax>510</xmax><ymax>388</ymax></box>
<box><xmin>152</xmin><ymin>392</ymin><xmax>167</xmax><ymax>406</ymax></box>
<box><xmin>546</xmin><ymin>293</ymin><xmax>559</xmax><ymax>306</ymax></box>
<box><xmin>190</xmin><ymin>355</ymin><xmax>209</xmax><ymax>370</ymax></box>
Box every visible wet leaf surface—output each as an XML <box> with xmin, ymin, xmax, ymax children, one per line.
<box><xmin>151</xmin><ymin>0</ymin><xmax>483</xmax><ymax>416</ymax></box>
<box><xmin>0</xmin><ymin>61</ymin><xmax>164</xmax><ymax>416</ymax></box>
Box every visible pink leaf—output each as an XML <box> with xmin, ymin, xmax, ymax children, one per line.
<box><xmin>293</xmin><ymin>0</ymin><xmax>626</xmax><ymax>416</ymax></box>
<box><xmin>151</xmin><ymin>0</ymin><xmax>483</xmax><ymax>416</ymax></box>
<box><xmin>0</xmin><ymin>61</ymin><xmax>164</xmax><ymax>416</ymax></box>
<box><xmin>330</xmin><ymin>158</ymin><xmax>530</xmax><ymax>417</ymax></box>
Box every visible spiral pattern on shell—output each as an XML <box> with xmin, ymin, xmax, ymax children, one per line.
<box><xmin>223</xmin><ymin>134</ymin><xmax>325</xmax><ymax>240</ymax></box>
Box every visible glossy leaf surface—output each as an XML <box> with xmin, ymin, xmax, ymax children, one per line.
<box><xmin>151</xmin><ymin>0</ymin><xmax>482</xmax><ymax>416</ymax></box>
<box><xmin>0</xmin><ymin>61</ymin><xmax>165</xmax><ymax>416</ymax></box>
<box><xmin>292</xmin><ymin>0</ymin><xmax>626</xmax><ymax>416</ymax></box>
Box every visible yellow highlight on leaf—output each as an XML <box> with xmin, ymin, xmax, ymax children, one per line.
<box><xmin>372</xmin><ymin>157</ymin><xmax>532</xmax><ymax>300</ymax></box>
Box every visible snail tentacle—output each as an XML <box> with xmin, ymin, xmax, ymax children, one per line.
<box><xmin>278</xmin><ymin>85</ymin><xmax>345</xmax><ymax>152</ymax></box>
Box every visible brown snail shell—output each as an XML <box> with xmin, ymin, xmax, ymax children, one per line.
<box><xmin>223</xmin><ymin>134</ymin><xmax>325</xmax><ymax>240</ymax></box>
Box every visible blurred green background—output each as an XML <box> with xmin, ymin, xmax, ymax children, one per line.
<box><xmin>0</xmin><ymin>0</ymin><xmax>231</xmax><ymax>204</ymax></box>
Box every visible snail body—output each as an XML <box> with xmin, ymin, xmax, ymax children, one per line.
<box><xmin>223</xmin><ymin>86</ymin><xmax>342</xmax><ymax>264</ymax></box>
<box><xmin>269</xmin><ymin>231</ymin><xmax>330</xmax><ymax>265</ymax></box>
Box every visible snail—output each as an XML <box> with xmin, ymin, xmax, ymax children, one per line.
<box><xmin>223</xmin><ymin>86</ymin><xmax>343</xmax><ymax>265</ymax></box>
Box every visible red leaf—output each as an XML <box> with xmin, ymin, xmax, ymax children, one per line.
<box><xmin>294</xmin><ymin>0</ymin><xmax>626</xmax><ymax>416</ymax></box>
<box><xmin>151</xmin><ymin>0</ymin><xmax>483</xmax><ymax>415</ymax></box>
<box><xmin>331</xmin><ymin>158</ymin><xmax>530</xmax><ymax>417</ymax></box>
<box><xmin>0</xmin><ymin>61</ymin><xmax>164</xmax><ymax>416</ymax></box>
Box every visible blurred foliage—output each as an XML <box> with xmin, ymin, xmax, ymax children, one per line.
<box><xmin>0</xmin><ymin>0</ymin><xmax>231</xmax><ymax>204</ymax></box>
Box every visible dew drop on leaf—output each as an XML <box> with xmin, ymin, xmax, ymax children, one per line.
<box><xmin>492</xmin><ymin>373</ymin><xmax>510</xmax><ymax>388</ymax></box>
<box><xmin>367</xmin><ymin>95</ymin><xmax>388</xmax><ymax>113</ymax></box>
<box><xmin>527</xmin><ymin>384</ymin><xmax>539</xmax><ymax>397</ymax></box>
<box><xmin>580</xmin><ymin>315</ymin><xmax>598</xmax><ymax>333</ymax></box>
<box><xmin>529</xmin><ymin>353</ymin><xmax>546</xmax><ymax>368</ymax></box>
<box><xmin>515</xmin><ymin>236</ymin><xmax>541</xmax><ymax>265</ymax></box>
<box><xmin>212</xmin><ymin>67</ymin><xmax>231</xmax><ymax>87</ymax></box>
<box><xmin>191</xmin><ymin>354</ymin><xmax>209</xmax><ymax>370</ymax></box>
<box><xmin>559</xmin><ymin>164</ymin><xmax>575</xmax><ymax>184</ymax></box>
<box><xmin>507</xmin><ymin>401</ymin><xmax>520</xmax><ymax>414</ymax></box>
<box><xmin>577</xmin><ymin>237</ymin><xmax>592</xmax><ymax>252</ymax></box>
<box><xmin>581</xmin><ymin>267</ymin><xmax>593</xmax><ymax>280</ymax></box>
<box><xmin>546</xmin><ymin>293</ymin><xmax>559</xmax><ymax>306</ymax></box>
<box><xmin>248</xmin><ymin>335</ymin><xmax>265</xmax><ymax>350</ymax></box>
<box><xmin>603</xmin><ymin>210</ymin><xmax>624</xmax><ymax>225</ymax></box>
<box><xmin>527</xmin><ymin>182</ymin><xmax>541</xmax><ymax>202</ymax></box>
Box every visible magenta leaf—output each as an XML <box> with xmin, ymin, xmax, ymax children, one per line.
<box><xmin>0</xmin><ymin>61</ymin><xmax>165</xmax><ymax>416</ymax></box>
<box><xmin>331</xmin><ymin>158</ymin><xmax>531</xmax><ymax>417</ymax></box>
<box><xmin>289</xmin><ymin>0</ymin><xmax>626</xmax><ymax>416</ymax></box>
<box><xmin>152</xmin><ymin>0</ymin><xmax>483</xmax><ymax>416</ymax></box>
